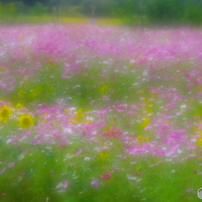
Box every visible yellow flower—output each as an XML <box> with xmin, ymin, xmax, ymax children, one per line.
<box><xmin>99</xmin><ymin>150</ymin><xmax>109</xmax><ymax>161</ymax></box>
<box><xmin>86</xmin><ymin>120</ymin><xmax>92</xmax><ymax>124</ymax></box>
<box><xmin>64</xmin><ymin>108</ymin><xmax>68</xmax><ymax>113</ymax></box>
<box><xmin>0</xmin><ymin>105</ymin><xmax>12</xmax><ymax>123</ymax></box>
<box><xmin>145</xmin><ymin>136</ymin><xmax>150</xmax><ymax>142</ymax></box>
<box><xmin>101</xmin><ymin>85</ymin><xmax>109</xmax><ymax>94</ymax></box>
<box><xmin>104</xmin><ymin>126</ymin><xmax>114</xmax><ymax>132</ymax></box>
<box><xmin>0</xmin><ymin>67</ymin><xmax>4</xmax><ymax>72</ymax></box>
<box><xmin>189</xmin><ymin>99</ymin><xmax>194</xmax><ymax>106</ymax></box>
<box><xmin>76</xmin><ymin>108</ymin><xmax>83</xmax><ymax>122</ymax></box>
<box><xmin>198</xmin><ymin>136</ymin><xmax>202</xmax><ymax>146</ymax></box>
<box><xmin>18</xmin><ymin>89</ymin><xmax>24</xmax><ymax>97</ymax></box>
<box><xmin>137</xmin><ymin>135</ymin><xmax>143</xmax><ymax>145</ymax></box>
<box><xmin>16</xmin><ymin>103</ymin><xmax>24</xmax><ymax>108</ymax></box>
<box><xmin>18</xmin><ymin>114</ymin><xmax>34</xmax><ymax>129</ymax></box>
<box><xmin>142</xmin><ymin>117</ymin><xmax>150</xmax><ymax>128</ymax></box>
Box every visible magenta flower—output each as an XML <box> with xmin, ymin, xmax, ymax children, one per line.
<box><xmin>74</xmin><ymin>149</ymin><xmax>82</xmax><ymax>157</ymax></box>
<box><xmin>56</xmin><ymin>180</ymin><xmax>69</xmax><ymax>189</ymax></box>
<box><xmin>7</xmin><ymin>162</ymin><xmax>15</xmax><ymax>168</ymax></box>
<box><xmin>101</xmin><ymin>173</ymin><xmax>111</xmax><ymax>180</ymax></box>
<box><xmin>62</xmin><ymin>181</ymin><xmax>68</xmax><ymax>188</ymax></box>
<box><xmin>0</xmin><ymin>168</ymin><xmax>5</xmax><ymax>174</ymax></box>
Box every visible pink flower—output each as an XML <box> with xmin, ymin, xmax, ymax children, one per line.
<box><xmin>130</xmin><ymin>105</ymin><xmax>139</xmax><ymax>110</ymax></box>
<box><xmin>101</xmin><ymin>173</ymin><xmax>111</xmax><ymax>180</ymax></box>
<box><xmin>74</xmin><ymin>149</ymin><xmax>82</xmax><ymax>156</ymax></box>
<box><xmin>56</xmin><ymin>180</ymin><xmax>69</xmax><ymax>189</ymax></box>
<box><xmin>91</xmin><ymin>179</ymin><xmax>100</xmax><ymax>188</ymax></box>
<box><xmin>7</xmin><ymin>162</ymin><xmax>15</xmax><ymax>168</ymax></box>
<box><xmin>62</xmin><ymin>181</ymin><xmax>68</xmax><ymax>188</ymax></box>
<box><xmin>186</xmin><ymin>188</ymin><xmax>194</xmax><ymax>193</ymax></box>
<box><xmin>0</xmin><ymin>168</ymin><xmax>5</xmax><ymax>174</ymax></box>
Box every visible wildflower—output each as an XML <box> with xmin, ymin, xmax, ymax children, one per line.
<box><xmin>7</xmin><ymin>162</ymin><xmax>15</xmax><ymax>168</ymax></box>
<box><xmin>0</xmin><ymin>105</ymin><xmax>12</xmax><ymax>123</ymax></box>
<box><xmin>62</xmin><ymin>181</ymin><xmax>68</xmax><ymax>188</ymax></box>
<box><xmin>135</xmin><ymin>172</ymin><xmax>142</xmax><ymax>176</ymax></box>
<box><xmin>76</xmin><ymin>108</ymin><xmax>83</xmax><ymax>122</ymax></box>
<box><xmin>101</xmin><ymin>173</ymin><xmax>111</xmax><ymax>180</ymax></box>
<box><xmin>142</xmin><ymin>117</ymin><xmax>150</xmax><ymax>128</ymax></box>
<box><xmin>19</xmin><ymin>172</ymin><xmax>25</xmax><ymax>177</ymax></box>
<box><xmin>16</xmin><ymin>103</ymin><xmax>24</xmax><ymax>108</ymax></box>
<box><xmin>99</xmin><ymin>150</ymin><xmax>109</xmax><ymax>160</ymax></box>
<box><xmin>56</xmin><ymin>181</ymin><xmax>69</xmax><ymax>189</ymax></box>
<box><xmin>0</xmin><ymin>168</ymin><xmax>5</xmax><ymax>174</ymax></box>
<box><xmin>101</xmin><ymin>85</ymin><xmax>109</xmax><ymax>94</ymax></box>
<box><xmin>18</xmin><ymin>114</ymin><xmax>34</xmax><ymax>129</ymax></box>
<box><xmin>74</xmin><ymin>149</ymin><xmax>82</xmax><ymax>157</ymax></box>
<box><xmin>64</xmin><ymin>108</ymin><xmax>68</xmax><ymax>113</ymax></box>
<box><xmin>91</xmin><ymin>179</ymin><xmax>100</xmax><ymax>188</ymax></box>
<box><xmin>186</xmin><ymin>188</ymin><xmax>194</xmax><ymax>193</ymax></box>
<box><xmin>137</xmin><ymin>135</ymin><xmax>143</xmax><ymax>145</ymax></box>
<box><xmin>198</xmin><ymin>136</ymin><xmax>202</xmax><ymax>146</ymax></box>
<box><xmin>18</xmin><ymin>89</ymin><xmax>24</xmax><ymax>97</ymax></box>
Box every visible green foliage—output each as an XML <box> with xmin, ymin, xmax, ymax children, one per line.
<box><xmin>112</xmin><ymin>0</ymin><xmax>202</xmax><ymax>26</ymax></box>
<box><xmin>80</xmin><ymin>0</ymin><xmax>115</xmax><ymax>17</ymax></box>
<box><xmin>147</xmin><ymin>0</ymin><xmax>183</xmax><ymax>23</ymax></box>
<box><xmin>1</xmin><ymin>0</ymin><xmax>202</xmax><ymax>25</ymax></box>
<box><xmin>29</xmin><ymin>2</ymin><xmax>47</xmax><ymax>16</ymax></box>
<box><xmin>182</xmin><ymin>1</ymin><xmax>202</xmax><ymax>24</ymax></box>
<box><xmin>60</xmin><ymin>5</ymin><xmax>84</xmax><ymax>17</ymax></box>
<box><xmin>0</xmin><ymin>2</ymin><xmax>16</xmax><ymax>23</ymax></box>
<box><xmin>0</xmin><ymin>142</ymin><xmax>201</xmax><ymax>201</ymax></box>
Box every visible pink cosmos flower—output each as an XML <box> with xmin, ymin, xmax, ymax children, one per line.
<box><xmin>7</xmin><ymin>162</ymin><xmax>15</xmax><ymax>168</ymax></box>
<box><xmin>101</xmin><ymin>173</ymin><xmax>111</xmax><ymax>180</ymax></box>
<box><xmin>74</xmin><ymin>149</ymin><xmax>82</xmax><ymax>156</ymax></box>
<box><xmin>62</xmin><ymin>181</ymin><xmax>68</xmax><ymax>188</ymax></box>
<box><xmin>0</xmin><ymin>168</ymin><xmax>5</xmax><ymax>174</ymax></box>
<box><xmin>56</xmin><ymin>180</ymin><xmax>69</xmax><ymax>189</ymax></box>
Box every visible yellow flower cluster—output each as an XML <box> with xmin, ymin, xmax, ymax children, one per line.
<box><xmin>198</xmin><ymin>129</ymin><xmax>202</xmax><ymax>146</ymax></box>
<box><xmin>137</xmin><ymin>135</ymin><xmax>150</xmax><ymax>146</ymax></box>
<box><xmin>0</xmin><ymin>104</ymin><xmax>34</xmax><ymax>129</ymax></box>
<box><xmin>0</xmin><ymin>105</ymin><xmax>12</xmax><ymax>123</ymax></box>
<box><xmin>141</xmin><ymin>117</ymin><xmax>150</xmax><ymax>128</ymax></box>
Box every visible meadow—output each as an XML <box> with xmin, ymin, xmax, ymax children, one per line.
<box><xmin>0</xmin><ymin>23</ymin><xmax>202</xmax><ymax>202</ymax></box>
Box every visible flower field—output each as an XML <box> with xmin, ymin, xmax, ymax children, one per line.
<box><xmin>0</xmin><ymin>23</ymin><xmax>202</xmax><ymax>201</ymax></box>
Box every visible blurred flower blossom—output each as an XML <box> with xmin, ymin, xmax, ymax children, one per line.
<box><xmin>91</xmin><ymin>179</ymin><xmax>100</xmax><ymax>188</ymax></box>
<box><xmin>101</xmin><ymin>173</ymin><xmax>111</xmax><ymax>180</ymax></box>
<box><xmin>56</xmin><ymin>180</ymin><xmax>69</xmax><ymax>189</ymax></box>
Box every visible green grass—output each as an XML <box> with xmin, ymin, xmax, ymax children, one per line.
<box><xmin>0</xmin><ymin>141</ymin><xmax>201</xmax><ymax>201</ymax></box>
